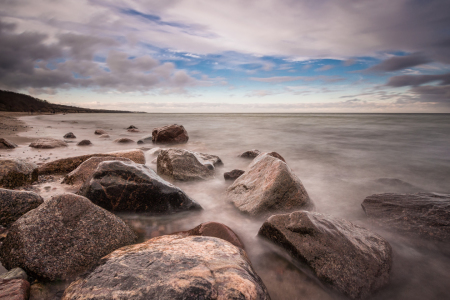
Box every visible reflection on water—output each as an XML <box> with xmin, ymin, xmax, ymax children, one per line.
<box><xmin>9</xmin><ymin>113</ymin><xmax>450</xmax><ymax>299</ymax></box>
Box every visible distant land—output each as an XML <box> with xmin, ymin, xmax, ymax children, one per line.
<box><xmin>0</xmin><ymin>90</ymin><xmax>139</xmax><ymax>114</ymax></box>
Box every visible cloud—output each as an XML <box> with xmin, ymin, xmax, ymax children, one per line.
<box><xmin>365</xmin><ymin>53</ymin><xmax>431</xmax><ymax>73</ymax></box>
<box><xmin>58</xmin><ymin>33</ymin><xmax>119</xmax><ymax>60</ymax></box>
<box><xmin>250</xmin><ymin>75</ymin><xmax>345</xmax><ymax>83</ymax></box>
<box><xmin>386</xmin><ymin>72</ymin><xmax>450</xmax><ymax>87</ymax></box>
<box><xmin>409</xmin><ymin>85</ymin><xmax>450</xmax><ymax>104</ymax></box>
<box><xmin>315</xmin><ymin>65</ymin><xmax>334</xmax><ymax>72</ymax></box>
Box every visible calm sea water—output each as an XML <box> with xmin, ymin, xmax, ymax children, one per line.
<box><xmin>11</xmin><ymin>113</ymin><xmax>450</xmax><ymax>299</ymax></box>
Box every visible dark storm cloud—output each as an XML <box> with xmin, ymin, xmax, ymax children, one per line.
<box><xmin>386</xmin><ymin>73</ymin><xmax>450</xmax><ymax>87</ymax></box>
<box><xmin>364</xmin><ymin>53</ymin><xmax>431</xmax><ymax>73</ymax></box>
<box><xmin>409</xmin><ymin>85</ymin><xmax>450</xmax><ymax>103</ymax></box>
<box><xmin>58</xmin><ymin>33</ymin><xmax>119</xmax><ymax>60</ymax></box>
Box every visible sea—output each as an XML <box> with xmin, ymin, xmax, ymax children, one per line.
<box><xmin>6</xmin><ymin>113</ymin><xmax>450</xmax><ymax>299</ymax></box>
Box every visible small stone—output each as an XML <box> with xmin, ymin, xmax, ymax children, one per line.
<box><xmin>0</xmin><ymin>138</ymin><xmax>18</xmax><ymax>149</ymax></box>
<box><xmin>76</xmin><ymin>140</ymin><xmax>92</xmax><ymax>146</ymax></box>
<box><xmin>224</xmin><ymin>169</ymin><xmax>245</xmax><ymax>181</ymax></box>
<box><xmin>126</xmin><ymin>125</ymin><xmax>138</xmax><ymax>129</ymax></box>
<box><xmin>94</xmin><ymin>129</ymin><xmax>107</xmax><ymax>135</ymax></box>
<box><xmin>238</xmin><ymin>149</ymin><xmax>261</xmax><ymax>158</ymax></box>
<box><xmin>98</xmin><ymin>134</ymin><xmax>110</xmax><ymax>138</ymax></box>
<box><xmin>152</xmin><ymin>124</ymin><xmax>189</xmax><ymax>144</ymax></box>
<box><xmin>63</xmin><ymin>132</ymin><xmax>76</xmax><ymax>139</ymax></box>
<box><xmin>113</xmin><ymin>138</ymin><xmax>135</xmax><ymax>144</ymax></box>
<box><xmin>29</xmin><ymin>138</ymin><xmax>67</xmax><ymax>149</ymax></box>
<box><xmin>0</xmin><ymin>268</ymin><xmax>27</xmax><ymax>281</ymax></box>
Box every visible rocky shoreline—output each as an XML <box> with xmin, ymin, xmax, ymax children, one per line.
<box><xmin>0</xmin><ymin>114</ymin><xmax>449</xmax><ymax>299</ymax></box>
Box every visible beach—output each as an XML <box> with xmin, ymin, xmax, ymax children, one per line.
<box><xmin>1</xmin><ymin>112</ymin><xmax>450</xmax><ymax>299</ymax></box>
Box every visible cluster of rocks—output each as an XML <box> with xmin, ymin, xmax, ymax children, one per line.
<box><xmin>1</xmin><ymin>122</ymin><xmax>449</xmax><ymax>299</ymax></box>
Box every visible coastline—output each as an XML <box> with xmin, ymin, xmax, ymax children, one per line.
<box><xmin>0</xmin><ymin>112</ymin><xmax>43</xmax><ymax>145</ymax></box>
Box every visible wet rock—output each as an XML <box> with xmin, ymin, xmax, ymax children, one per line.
<box><xmin>76</xmin><ymin>140</ymin><xmax>91</xmax><ymax>146</ymax></box>
<box><xmin>362</xmin><ymin>192</ymin><xmax>450</xmax><ymax>242</ymax></box>
<box><xmin>62</xmin><ymin>156</ymin><xmax>132</xmax><ymax>186</ymax></box>
<box><xmin>267</xmin><ymin>151</ymin><xmax>286</xmax><ymax>163</ymax></box>
<box><xmin>94</xmin><ymin>129</ymin><xmax>107</xmax><ymax>135</ymax></box>
<box><xmin>239</xmin><ymin>149</ymin><xmax>261</xmax><ymax>158</ymax></box>
<box><xmin>224</xmin><ymin>169</ymin><xmax>245</xmax><ymax>181</ymax></box>
<box><xmin>0</xmin><ymin>268</ymin><xmax>27</xmax><ymax>281</ymax></box>
<box><xmin>63</xmin><ymin>132</ymin><xmax>76</xmax><ymax>139</ymax></box>
<box><xmin>258</xmin><ymin>211</ymin><xmax>392</xmax><ymax>299</ymax></box>
<box><xmin>137</xmin><ymin>135</ymin><xmax>153</xmax><ymax>144</ymax></box>
<box><xmin>152</xmin><ymin>124</ymin><xmax>189</xmax><ymax>144</ymax></box>
<box><xmin>173</xmin><ymin>222</ymin><xmax>245</xmax><ymax>249</ymax></box>
<box><xmin>157</xmin><ymin>148</ymin><xmax>222</xmax><ymax>181</ymax></box>
<box><xmin>62</xmin><ymin>235</ymin><xmax>270</xmax><ymax>300</ymax></box>
<box><xmin>0</xmin><ymin>279</ymin><xmax>30</xmax><ymax>300</ymax></box>
<box><xmin>29</xmin><ymin>138</ymin><xmax>67</xmax><ymax>149</ymax></box>
<box><xmin>98</xmin><ymin>134</ymin><xmax>110</xmax><ymax>138</ymax></box>
<box><xmin>0</xmin><ymin>193</ymin><xmax>137</xmax><ymax>281</ymax></box>
<box><xmin>227</xmin><ymin>153</ymin><xmax>312</xmax><ymax>216</ymax></box>
<box><xmin>78</xmin><ymin>160</ymin><xmax>201</xmax><ymax>213</ymax></box>
<box><xmin>37</xmin><ymin>149</ymin><xmax>145</xmax><ymax>175</ymax></box>
<box><xmin>0</xmin><ymin>138</ymin><xmax>18</xmax><ymax>149</ymax></box>
<box><xmin>126</xmin><ymin>125</ymin><xmax>137</xmax><ymax>129</ymax></box>
<box><xmin>114</xmin><ymin>138</ymin><xmax>135</xmax><ymax>144</ymax></box>
<box><xmin>0</xmin><ymin>159</ymin><xmax>38</xmax><ymax>188</ymax></box>
<box><xmin>0</xmin><ymin>189</ymin><xmax>43</xmax><ymax>227</ymax></box>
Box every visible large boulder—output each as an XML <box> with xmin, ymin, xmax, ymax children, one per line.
<box><xmin>62</xmin><ymin>235</ymin><xmax>270</xmax><ymax>300</ymax></box>
<box><xmin>157</xmin><ymin>148</ymin><xmax>222</xmax><ymax>181</ymax></box>
<box><xmin>37</xmin><ymin>149</ymin><xmax>145</xmax><ymax>175</ymax></box>
<box><xmin>0</xmin><ymin>138</ymin><xmax>18</xmax><ymax>149</ymax></box>
<box><xmin>258</xmin><ymin>211</ymin><xmax>392</xmax><ymax>299</ymax></box>
<box><xmin>227</xmin><ymin>153</ymin><xmax>312</xmax><ymax>216</ymax></box>
<box><xmin>0</xmin><ymin>159</ymin><xmax>38</xmax><ymax>188</ymax></box>
<box><xmin>152</xmin><ymin>124</ymin><xmax>189</xmax><ymax>144</ymax></box>
<box><xmin>362</xmin><ymin>192</ymin><xmax>450</xmax><ymax>242</ymax></box>
<box><xmin>0</xmin><ymin>278</ymin><xmax>30</xmax><ymax>300</ymax></box>
<box><xmin>29</xmin><ymin>138</ymin><xmax>67</xmax><ymax>149</ymax></box>
<box><xmin>0</xmin><ymin>193</ymin><xmax>137</xmax><ymax>281</ymax></box>
<box><xmin>78</xmin><ymin>160</ymin><xmax>201</xmax><ymax>213</ymax></box>
<box><xmin>0</xmin><ymin>189</ymin><xmax>43</xmax><ymax>227</ymax></box>
<box><xmin>62</xmin><ymin>156</ymin><xmax>132</xmax><ymax>185</ymax></box>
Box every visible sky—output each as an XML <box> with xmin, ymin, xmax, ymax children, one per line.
<box><xmin>1</xmin><ymin>0</ymin><xmax>450</xmax><ymax>113</ymax></box>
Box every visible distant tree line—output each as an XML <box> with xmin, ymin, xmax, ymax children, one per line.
<box><xmin>0</xmin><ymin>90</ymin><xmax>137</xmax><ymax>114</ymax></box>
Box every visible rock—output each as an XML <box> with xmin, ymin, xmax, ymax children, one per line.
<box><xmin>0</xmin><ymin>159</ymin><xmax>38</xmax><ymax>188</ymax></box>
<box><xmin>0</xmin><ymin>279</ymin><xmax>30</xmax><ymax>300</ymax></box>
<box><xmin>137</xmin><ymin>135</ymin><xmax>153</xmax><ymax>144</ymax></box>
<box><xmin>62</xmin><ymin>235</ymin><xmax>270</xmax><ymax>300</ymax></box>
<box><xmin>114</xmin><ymin>138</ymin><xmax>135</xmax><ymax>144</ymax></box>
<box><xmin>362</xmin><ymin>192</ymin><xmax>450</xmax><ymax>242</ymax></box>
<box><xmin>227</xmin><ymin>153</ymin><xmax>312</xmax><ymax>216</ymax></box>
<box><xmin>62</xmin><ymin>156</ymin><xmax>132</xmax><ymax>186</ymax></box>
<box><xmin>224</xmin><ymin>169</ymin><xmax>245</xmax><ymax>181</ymax></box>
<box><xmin>29</xmin><ymin>138</ymin><xmax>67</xmax><ymax>149</ymax></box>
<box><xmin>152</xmin><ymin>124</ymin><xmax>189</xmax><ymax>144</ymax></box>
<box><xmin>94</xmin><ymin>129</ymin><xmax>107</xmax><ymax>135</ymax></box>
<box><xmin>239</xmin><ymin>149</ymin><xmax>261</xmax><ymax>158</ymax></box>
<box><xmin>63</xmin><ymin>132</ymin><xmax>76</xmax><ymax>139</ymax></box>
<box><xmin>76</xmin><ymin>140</ymin><xmax>91</xmax><ymax>146</ymax></box>
<box><xmin>258</xmin><ymin>211</ymin><xmax>392</xmax><ymax>299</ymax></box>
<box><xmin>0</xmin><ymin>138</ymin><xmax>18</xmax><ymax>149</ymax></box>
<box><xmin>29</xmin><ymin>281</ymin><xmax>68</xmax><ymax>300</ymax></box>
<box><xmin>267</xmin><ymin>151</ymin><xmax>286</xmax><ymax>163</ymax></box>
<box><xmin>0</xmin><ymin>189</ymin><xmax>43</xmax><ymax>227</ymax></box>
<box><xmin>0</xmin><ymin>193</ymin><xmax>137</xmax><ymax>281</ymax></box>
<box><xmin>98</xmin><ymin>134</ymin><xmax>110</xmax><ymax>138</ymax></box>
<box><xmin>37</xmin><ymin>149</ymin><xmax>145</xmax><ymax>175</ymax></box>
<box><xmin>173</xmin><ymin>222</ymin><xmax>245</xmax><ymax>249</ymax></box>
<box><xmin>127</xmin><ymin>128</ymin><xmax>140</xmax><ymax>133</ymax></box>
<box><xmin>126</xmin><ymin>125</ymin><xmax>137</xmax><ymax>129</ymax></box>
<box><xmin>78</xmin><ymin>160</ymin><xmax>202</xmax><ymax>213</ymax></box>
<box><xmin>157</xmin><ymin>149</ymin><xmax>222</xmax><ymax>181</ymax></box>
<box><xmin>0</xmin><ymin>268</ymin><xmax>27</xmax><ymax>281</ymax></box>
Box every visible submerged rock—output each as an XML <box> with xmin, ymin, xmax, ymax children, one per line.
<box><xmin>227</xmin><ymin>153</ymin><xmax>312</xmax><ymax>216</ymax></box>
<box><xmin>114</xmin><ymin>138</ymin><xmax>135</xmax><ymax>144</ymax></box>
<box><xmin>62</xmin><ymin>156</ymin><xmax>132</xmax><ymax>186</ymax></box>
<box><xmin>157</xmin><ymin>148</ymin><xmax>222</xmax><ymax>181</ymax></box>
<box><xmin>29</xmin><ymin>138</ymin><xmax>67</xmax><ymax>149</ymax></box>
<box><xmin>137</xmin><ymin>135</ymin><xmax>153</xmax><ymax>144</ymax></box>
<box><xmin>0</xmin><ymin>138</ymin><xmax>18</xmax><ymax>149</ymax></box>
<box><xmin>78</xmin><ymin>160</ymin><xmax>201</xmax><ymax>213</ymax></box>
<box><xmin>126</xmin><ymin>125</ymin><xmax>138</xmax><ymax>129</ymax></box>
<box><xmin>0</xmin><ymin>278</ymin><xmax>30</xmax><ymax>300</ymax></box>
<box><xmin>98</xmin><ymin>134</ymin><xmax>110</xmax><ymax>139</ymax></box>
<box><xmin>127</xmin><ymin>128</ymin><xmax>140</xmax><ymax>133</ymax></box>
<box><xmin>37</xmin><ymin>149</ymin><xmax>145</xmax><ymax>175</ymax></box>
<box><xmin>94</xmin><ymin>129</ymin><xmax>107</xmax><ymax>135</ymax></box>
<box><xmin>0</xmin><ymin>189</ymin><xmax>43</xmax><ymax>227</ymax></box>
<box><xmin>0</xmin><ymin>159</ymin><xmax>38</xmax><ymax>188</ymax></box>
<box><xmin>0</xmin><ymin>193</ymin><xmax>137</xmax><ymax>281</ymax></box>
<box><xmin>173</xmin><ymin>221</ymin><xmax>245</xmax><ymax>249</ymax></box>
<box><xmin>238</xmin><ymin>149</ymin><xmax>261</xmax><ymax>158</ymax></box>
<box><xmin>63</xmin><ymin>132</ymin><xmax>76</xmax><ymax>139</ymax></box>
<box><xmin>152</xmin><ymin>124</ymin><xmax>189</xmax><ymax>144</ymax></box>
<box><xmin>76</xmin><ymin>140</ymin><xmax>91</xmax><ymax>146</ymax></box>
<box><xmin>224</xmin><ymin>169</ymin><xmax>245</xmax><ymax>181</ymax></box>
<box><xmin>62</xmin><ymin>235</ymin><xmax>270</xmax><ymax>300</ymax></box>
<box><xmin>258</xmin><ymin>211</ymin><xmax>392</xmax><ymax>299</ymax></box>
<box><xmin>362</xmin><ymin>192</ymin><xmax>450</xmax><ymax>242</ymax></box>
